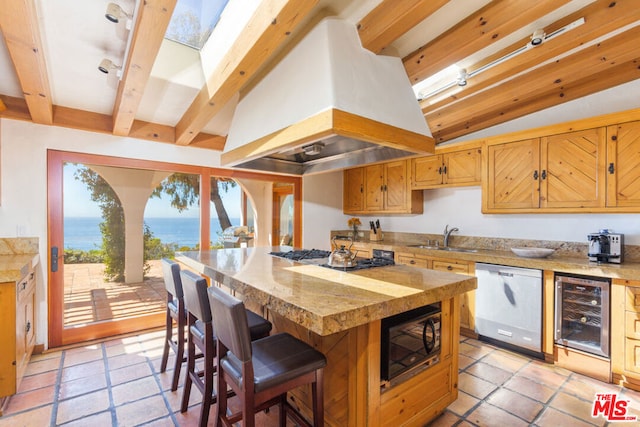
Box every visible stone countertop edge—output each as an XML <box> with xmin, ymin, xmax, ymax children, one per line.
<box><xmin>0</xmin><ymin>253</ymin><xmax>40</xmax><ymax>283</ymax></box>
<box><xmin>176</xmin><ymin>248</ymin><xmax>476</xmax><ymax>336</ymax></box>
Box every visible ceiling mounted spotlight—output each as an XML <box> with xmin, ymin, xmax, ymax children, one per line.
<box><xmin>302</xmin><ymin>142</ymin><xmax>324</xmax><ymax>156</ymax></box>
<box><xmin>105</xmin><ymin>2</ymin><xmax>132</xmax><ymax>28</ymax></box>
<box><xmin>456</xmin><ymin>68</ymin><xmax>468</xmax><ymax>87</ymax></box>
<box><xmin>98</xmin><ymin>59</ymin><xmax>122</xmax><ymax>77</ymax></box>
<box><xmin>530</xmin><ymin>29</ymin><xmax>546</xmax><ymax>46</ymax></box>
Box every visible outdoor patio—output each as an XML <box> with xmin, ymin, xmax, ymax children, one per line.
<box><xmin>63</xmin><ymin>260</ymin><xmax>166</xmax><ymax>326</ymax></box>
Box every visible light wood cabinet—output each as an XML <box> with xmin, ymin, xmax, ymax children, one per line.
<box><xmin>606</xmin><ymin>120</ymin><xmax>640</xmax><ymax>208</ymax></box>
<box><xmin>431</xmin><ymin>258</ymin><xmax>475</xmax><ymax>336</ymax></box>
<box><xmin>0</xmin><ymin>267</ymin><xmax>36</xmax><ymax>401</ymax></box>
<box><xmin>412</xmin><ymin>146</ymin><xmax>481</xmax><ymax>189</ymax></box>
<box><xmin>484</xmin><ymin>127</ymin><xmax>607</xmax><ymax>212</ymax></box>
<box><xmin>343</xmin><ymin>167</ymin><xmax>364</xmax><ymax>213</ymax></box>
<box><xmin>395</xmin><ymin>252</ymin><xmax>430</xmax><ymax>268</ymax></box>
<box><xmin>611</xmin><ymin>281</ymin><xmax>640</xmax><ymax>391</ymax></box>
<box><xmin>395</xmin><ymin>252</ymin><xmax>476</xmax><ymax>336</ymax></box>
<box><xmin>344</xmin><ymin>159</ymin><xmax>423</xmax><ymax>214</ymax></box>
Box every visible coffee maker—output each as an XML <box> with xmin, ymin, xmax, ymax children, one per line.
<box><xmin>588</xmin><ymin>229</ymin><xmax>624</xmax><ymax>263</ymax></box>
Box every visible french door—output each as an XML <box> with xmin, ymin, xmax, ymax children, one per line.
<box><xmin>47</xmin><ymin>150</ymin><xmax>300</xmax><ymax>347</ymax></box>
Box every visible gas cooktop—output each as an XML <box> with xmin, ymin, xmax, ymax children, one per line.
<box><xmin>270</xmin><ymin>248</ymin><xmax>394</xmax><ymax>270</ymax></box>
<box><xmin>269</xmin><ymin>249</ymin><xmax>331</xmax><ymax>261</ymax></box>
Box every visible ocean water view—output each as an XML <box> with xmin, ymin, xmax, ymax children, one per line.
<box><xmin>64</xmin><ymin>217</ymin><xmax>241</xmax><ymax>251</ymax></box>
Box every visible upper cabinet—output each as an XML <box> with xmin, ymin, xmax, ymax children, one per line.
<box><xmin>343</xmin><ymin>167</ymin><xmax>365</xmax><ymax>213</ymax></box>
<box><xmin>344</xmin><ymin>159</ymin><xmax>423</xmax><ymax>214</ymax></box>
<box><xmin>412</xmin><ymin>145</ymin><xmax>482</xmax><ymax>189</ymax></box>
<box><xmin>606</xmin><ymin>120</ymin><xmax>640</xmax><ymax>208</ymax></box>
<box><xmin>483</xmin><ymin>128</ymin><xmax>607</xmax><ymax>212</ymax></box>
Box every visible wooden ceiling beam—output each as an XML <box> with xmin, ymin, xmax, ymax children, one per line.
<box><xmin>174</xmin><ymin>0</ymin><xmax>319</xmax><ymax>146</ymax></box>
<box><xmin>0</xmin><ymin>0</ymin><xmax>53</xmax><ymax>124</ymax></box>
<box><xmin>427</xmin><ymin>25</ymin><xmax>640</xmax><ymax>141</ymax></box>
<box><xmin>0</xmin><ymin>94</ymin><xmax>223</xmax><ymax>149</ymax></box>
<box><xmin>112</xmin><ymin>0</ymin><xmax>177</xmax><ymax>136</ymax></box>
<box><xmin>403</xmin><ymin>0</ymin><xmax>572</xmax><ymax>85</ymax></box>
<box><xmin>420</xmin><ymin>0</ymin><xmax>640</xmax><ymax>116</ymax></box>
<box><xmin>435</xmin><ymin>58</ymin><xmax>640</xmax><ymax>142</ymax></box>
<box><xmin>357</xmin><ymin>0</ymin><xmax>449</xmax><ymax>54</ymax></box>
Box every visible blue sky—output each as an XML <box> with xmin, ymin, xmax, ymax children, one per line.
<box><xmin>63</xmin><ymin>163</ymin><xmax>241</xmax><ymax>218</ymax></box>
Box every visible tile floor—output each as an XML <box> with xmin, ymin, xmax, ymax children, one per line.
<box><xmin>1</xmin><ymin>332</ymin><xmax>639</xmax><ymax>426</ymax></box>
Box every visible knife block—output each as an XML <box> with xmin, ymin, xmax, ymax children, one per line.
<box><xmin>369</xmin><ymin>229</ymin><xmax>383</xmax><ymax>241</ymax></box>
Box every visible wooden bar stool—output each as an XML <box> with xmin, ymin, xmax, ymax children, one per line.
<box><xmin>179</xmin><ymin>270</ymin><xmax>272</xmax><ymax>427</ymax></box>
<box><xmin>208</xmin><ymin>285</ymin><xmax>327</xmax><ymax>427</ymax></box>
<box><xmin>158</xmin><ymin>258</ymin><xmax>187</xmax><ymax>392</ymax></box>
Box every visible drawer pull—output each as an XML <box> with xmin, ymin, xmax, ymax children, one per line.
<box><xmin>410</xmin><ymin>260</ymin><xmax>416</xmax><ymax>264</ymax></box>
<box><xmin>447</xmin><ymin>266</ymin><xmax>453</xmax><ymax>271</ymax></box>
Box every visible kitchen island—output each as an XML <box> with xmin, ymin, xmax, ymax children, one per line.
<box><xmin>177</xmin><ymin>247</ymin><xmax>476</xmax><ymax>426</ymax></box>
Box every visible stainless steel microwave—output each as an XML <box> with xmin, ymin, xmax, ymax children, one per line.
<box><xmin>380</xmin><ymin>303</ymin><xmax>441</xmax><ymax>382</ymax></box>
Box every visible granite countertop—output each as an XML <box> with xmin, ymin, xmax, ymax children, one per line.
<box><xmin>0</xmin><ymin>237</ymin><xmax>40</xmax><ymax>282</ymax></box>
<box><xmin>334</xmin><ymin>232</ymin><xmax>640</xmax><ymax>282</ymax></box>
<box><xmin>176</xmin><ymin>247</ymin><xmax>476</xmax><ymax>336</ymax></box>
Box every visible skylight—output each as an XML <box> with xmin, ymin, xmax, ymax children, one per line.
<box><xmin>165</xmin><ymin>0</ymin><xmax>230</xmax><ymax>50</ymax></box>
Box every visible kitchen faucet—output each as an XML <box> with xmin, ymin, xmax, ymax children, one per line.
<box><xmin>443</xmin><ymin>225</ymin><xmax>459</xmax><ymax>248</ymax></box>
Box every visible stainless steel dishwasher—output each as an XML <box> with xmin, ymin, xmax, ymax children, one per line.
<box><xmin>474</xmin><ymin>263</ymin><xmax>543</xmax><ymax>357</ymax></box>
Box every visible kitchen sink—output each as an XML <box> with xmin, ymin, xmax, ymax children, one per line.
<box><xmin>408</xmin><ymin>245</ymin><xmax>478</xmax><ymax>253</ymax></box>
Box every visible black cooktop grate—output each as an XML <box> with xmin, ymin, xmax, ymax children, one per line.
<box><xmin>269</xmin><ymin>249</ymin><xmax>331</xmax><ymax>261</ymax></box>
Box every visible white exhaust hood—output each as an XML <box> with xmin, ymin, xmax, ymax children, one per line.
<box><xmin>221</xmin><ymin>18</ymin><xmax>435</xmax><ymax>175</ymax></box>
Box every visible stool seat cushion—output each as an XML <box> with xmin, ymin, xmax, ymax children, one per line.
<box><xmin>246</xmin><ymin>310</ymin><xmax>272</xmax><ymax>340</ymax></box>
<box><xmin>221</xmin><ymin>332</ymin><xmax>327</xmax><ymax>393</ymax></box>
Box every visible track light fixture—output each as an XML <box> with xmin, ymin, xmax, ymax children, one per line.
<box><xmin>530</xmin><ymin>29</ymin><xmax>546</xmax><ymax>46</ymax></box>
<box><xmin>98</xmin><ymin>59</ymin><xmax>122</xmax><ymax>77</ymax></box>
<box><xmin>456</xmin><ymin>68</ymin><xmax>468</xmax><ymax>87</ymax></box>
<box><xmin>105</xmin><ymin>2</ymin><xmax>132</xmax><ymax>28</ymax></box>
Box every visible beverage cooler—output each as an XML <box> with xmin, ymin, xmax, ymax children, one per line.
<box><xmin>554</xmin><ymin>273</ymin><xmax>610</xmax><ymax>358</ymax></box>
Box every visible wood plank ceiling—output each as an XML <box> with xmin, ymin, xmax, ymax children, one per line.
<box><xmin>1</xmin><ymin>0</ymin><xmax>639</xmax><ymax>150</ymax></box>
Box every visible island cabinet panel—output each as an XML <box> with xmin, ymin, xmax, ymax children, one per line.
<box><xmin>606</xmin><ymin>120</ymin><xmax>640</xmax><ymax>208</ymax></box>
<box><xmin>0</xmin><ymin>268</ymin><xmax>36</xmax><ymax>402</ymax></box>
<box><xmin>268</xmin><ymin>297</ymin><xmax>460</xmax><ymax>427</ymax></box>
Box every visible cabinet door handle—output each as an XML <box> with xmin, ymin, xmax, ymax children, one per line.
<box><xmin>533</xmin><ymin>170</ymin><xmax>539</xmax><ymax>180</ymax></box>
<box><xmin>438</xmin><ymin>166</ymin><xmax>443</xmax><ymax>175</ymax></box>
<box><xmin>608</xmin><ymin>163</ymin><xmax>615</xmax><ymax>174</ymax></box>
<box><xmin>443</xmin><ymin>165</ymin><xmax>447</xmax><ymax>175</ymax></box>
<box><xmin>360</xmin><ymin>184</ymin><xmax>363</xmax><ymax>193</ymax></box>
<box><xmin>541</xmin><ymin>170</ymin><xmax>547</xmax><ymax>180</ymax></box>
<box><xmin>21</xmin><ymin>281</ymin><xmax>27</xmax><ymax>291</ymax></box>
<box><xmin>26</xmin><ymin>322</ymin><xmax>31</xmax><ymax>333</ymax></box>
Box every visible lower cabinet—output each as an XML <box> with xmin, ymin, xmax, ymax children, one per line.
<box><xmin>395</xmin><ymin>252</ymin><xmax>475</xmax><ymax>336</ymax></box>
<box><xmin>0</xmin><ymin>268</ymin><xmax>37</xmax><ymax>404</ymax></box>
<box><xmin>612</xmin><ymin>280</ymin><xmax>640</xmax><ymax>391</ymax></box>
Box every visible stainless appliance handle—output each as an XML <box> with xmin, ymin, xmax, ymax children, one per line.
<box><xmin>423</xmin><ymin>318</ymin><xmax>436</xmax><ymax>353</ymax></box>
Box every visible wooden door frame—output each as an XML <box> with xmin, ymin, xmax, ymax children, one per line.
<box><xmin>47</xmin><ymin>149</ymin><xmax>301</xmax><ymax>347</ymax></box>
